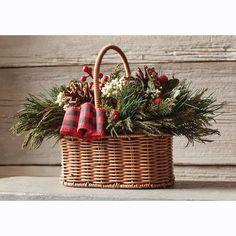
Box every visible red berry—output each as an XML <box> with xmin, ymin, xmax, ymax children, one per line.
<box><xmin>99</xmin><ymin>83</ymin><xmax>105</xmax><ymax>90</ymax></box>
<box><xmin>80</xmin><ymin>76</ymin><xmax>87</xmax><ymax>82</ymax></box>
<box><xmin>82</xmin><ymin>66</ymin><xmax>89</xmax><ymax>73</ymax></box>
<box><xmin>87</xmin><ymin>67</ymin><xmax>92</xmax><ymax>75</ymax></box>
<box><xmin>82</xmin><ymin>66</ymin><xmax>92</xmax><ymax>76</ymax></box>
<box><xmin>101</xmin><ymin>75</ymin><xmax>109</xmax><ymax>83</ymax></box>
<box><xmin>98</xmin><ymin>72</ymin><xmax>104</xmax><ymax>79</ymax></box>
<box><xmin>89</xmin><ymin>82</ymin><xmax>93</xmax><ymax>89</ymax></box>
<box><xmin>153</xmin><ymin>97</ymin><xmax>162</xmax><ymax>104</ymax></box>
<box><xmin>159</xmin><ymin>75</ymin><xmax>168</xmax><ymax>84</ymax></box>
<box><xmin>110</xmin><ymin>109</ymin><xmax>121</xmax><ymax>121</ymax></box>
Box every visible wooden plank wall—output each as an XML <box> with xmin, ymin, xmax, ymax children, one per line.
<box><xmin>0</xmin><ymin>36</ymin><xmax>235</xmax><ymax>177</ymax></box>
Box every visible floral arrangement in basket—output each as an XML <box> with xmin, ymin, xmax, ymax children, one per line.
<box><xmin>12</xmin><ymin>47</ymin><xmax>223</xmax><ymax>149</ymax></box>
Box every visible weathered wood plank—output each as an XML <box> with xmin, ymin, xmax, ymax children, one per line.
<box><xmin>0</xmin><ymin>62</ymin><xmax>235</xmax><ymax>104</ymax></box>
<box><xmin>0</xmin><ymin>62</ymin><xmax>235</xmax><ymax>165</ymax></box>
<box><xmin>1</xmin><ymin>36</ymin><xmax>236</xmax><ymax>68</ymax></box>
<box><xmin>174</xmin><ymin>165</ymin><xmax>236</xmax><ymax>182</ymax></box>
<box><xmin>0</xmin><ymin>165</ymin><xmax>60</xmax><ymax>177</ymax></box>
<box><xmin>3</xmin><ymin>177</ymin><xmax>236</xmax><ymax>200</ymax></box>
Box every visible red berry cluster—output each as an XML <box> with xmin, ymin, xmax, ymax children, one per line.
<box><xmin>98</xmin><ymin>73</ymin><xmax>109</xmax><ymax>90</ymax></box>
<box><xmin>81</xmin><ymin>66</ymin><xmax>118</xmax><ymax>121</ymax></box>
<box><xmin>158</xmin><ymin>75</ymin><xmax>168</xmax><ymax>84</ymax></box>
<box><xmin>136</xmin><ymin>66</ymin><xmax>169</xmax><ymax>106</ymax></box>
<box><xmin>136</xmin><ymin>66</ymin><xmax>169</xmax><ymax>85</ymax></box>
<box><xmin>110</xmin><ymin>109</ymin><xmax>121</xmax><ymax>121</ymax></box>
<box><xmin>153</xmin><ymin>74</ymin><xmax>168</xmax><ymax>105</ymax></box>
<box><xmin>82</xmin><ymin>66</ymin><xmax>92</xmax><ymax>77</ymax></box>
<box><xmin>80</xmin><ymin>66</ymin><xmax>93</xmax><ymax>88</ymax></box>
<box><xmin>153</xmin><ymin>97</ymin><xmax>162</xmax><ymax>104</ymax></box>
<box><xmin>80</xmin><ymin>65</ymin><xmax>109</xmax><ymax>90</ymax></box>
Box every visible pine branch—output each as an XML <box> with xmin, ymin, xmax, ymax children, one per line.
<box><xmin>11</xmin><ymin>86</ymin><xmax>65</xmax><ymax>149</ymax></box>
<box><xmin>106</xmin><ymin>77</ymin><xmax>223</xmax><ymax>145</ymax></box>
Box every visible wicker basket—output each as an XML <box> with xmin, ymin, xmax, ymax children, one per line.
<box><xmin>60</xmin><ymin>45</ymin><xmax>175</xmax><ymax>189</ymax></box>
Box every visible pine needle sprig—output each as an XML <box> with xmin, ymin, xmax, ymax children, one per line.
<box><xmin>11</xmin><ymin>86</ymin><xmax>65</xmax><ymax>149</ymax></box>
<box><xmin>109</xmin><ymin>64</ymin><xmax>124</xmax><ymax>81</ymax></box>
<box><xmin>119</xmin><ymin>83</ymin><xmax>147</xmax><ymax>119</ymax></box>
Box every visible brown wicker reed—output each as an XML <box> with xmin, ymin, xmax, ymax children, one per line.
<box><xmin>60</xmin><ymin>45</ymin><xmax>175</xmax><ymax>189</ymax></box>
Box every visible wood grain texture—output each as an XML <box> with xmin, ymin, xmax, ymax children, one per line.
<box><xmin>1</xmin><ymin>36</ymin><xmax>236</xmax><ymax>68</ymax></box>
<box><xmin>3</xmin><ymin>177</ymin><xmax>236</xmax><ymax>200</ymax></box>
<box><xmin>0</xmin><ymin>36</ymin><xmax>235</xmax><ymax>167</ymax></box>
<box><xmin>0</xmin><ymin>165</ymin><xmax>60</xmax><ymax>177</ymax></box>
<box><xmin>2</xmin><ymin>165</ymin><xmax>236</xmax><ymax>182</ymax></box>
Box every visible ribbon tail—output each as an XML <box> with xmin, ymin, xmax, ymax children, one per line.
<box><xmin>60</xmin><ymin>107</ymin><xmax>80</xmax><ymax>137</ymax></box>
<box><xmin>77</xmin><ymin>102</ymin><xmax>96</xmax><ymax>139</ymax></box>
<box><xmin>91</xmin><ymin>108</ymin><xmax>106</xmax><ymax>138</ymax></box>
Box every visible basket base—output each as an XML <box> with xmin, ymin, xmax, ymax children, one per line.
<box><xmin>60</xmin><ymin>178</ymin><xmax>175</xmax><ymax>189</ymax></box>
<box><xmin>60</xmin><ymin>135</ymin><xmax>174</xmax><ymax>189</ymax></box>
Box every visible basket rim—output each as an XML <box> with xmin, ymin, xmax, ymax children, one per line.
<box><xmin>61</xmin><ymin>133</ymin><xmax>172</xmax><ymax>141</ymax></box>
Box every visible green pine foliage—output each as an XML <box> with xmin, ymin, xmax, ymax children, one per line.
<box><xmin>109</xmin><ymin>63</ymin><xmax>124</xmax><ymax>81</ymax></box>
<box><xmin>105</xmin><ymin>82</ymin><xmax>147</xmax><ymax>135</ymax></box>
<box><xmin>105</xmin><ymin>75</ymin><xmax>223</xmax><ymax>145</ymax></box>
<box><xmin>11</xmin><ymin>65</ymin><xmax>224</xmax><ymax>149</ymax></box>
<box><xmin>11</xmin><ymin>86</ymin><xmax>65</xmax><ymax>149</ymax></box>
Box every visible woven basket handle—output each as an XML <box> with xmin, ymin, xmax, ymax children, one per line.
<box><xmin>93</xmin><ymin>44</ymin><xmax>131</xmax><ymax>108</ymax></box>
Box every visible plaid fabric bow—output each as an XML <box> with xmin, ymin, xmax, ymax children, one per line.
<box><xmin>60</xmin><ymin>102</ymin><xmax>106</xmax><ymax>139</ymax></box>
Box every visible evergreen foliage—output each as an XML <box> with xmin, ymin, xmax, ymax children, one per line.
<box><xmin>11</xmin><ymin>65</ymin><xmax>224</xmax><ymax>148</ymax></box>
<box><xmin>11</xmin><ymin>86</ymin><xmax>65</xmax><ymax>149</ymax></box>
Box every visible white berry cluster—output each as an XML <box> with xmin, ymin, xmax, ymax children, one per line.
<box><xmin>146</xmin><ymin>87</ymin><xmax>161</xmax><ymax>98</ymax></box>
<box><xmin>101</xmin><ymin>76</ymin><xmax>127</xmax><ymax>98</ymax></box>
<box><xmin>55</xmin><ymin>92</ymin><xmax>71</xmax><ymax>110</ymax></box>
<box><xmin>55</xmin><ymin>92</ymin><xmax>66</xmax><ymax>106</ymax></box>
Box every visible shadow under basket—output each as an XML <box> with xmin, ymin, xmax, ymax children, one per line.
<box><xmin>60</xmin><ymin>134</ymin><xmax>175</xmax><ymax>189</ymax></box>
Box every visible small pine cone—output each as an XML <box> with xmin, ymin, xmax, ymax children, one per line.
<box><xmin>136</xmin><ymin>67</ymin><xmax>144</xmax><ymax>80</ymax></box>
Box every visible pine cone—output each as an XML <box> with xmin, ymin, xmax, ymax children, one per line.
<box><xmin>64</xmin><ymin>81</ymin><xmax>94</xmax><ymax>106</ymax></box>
<box><xmin>136</xmin><ymin>67</ymin><xmax>145</xmax><ymax>80</ymax></box>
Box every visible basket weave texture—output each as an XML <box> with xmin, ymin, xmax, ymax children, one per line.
<box><xmin>60</xmin><ymin>45</ymin><xmax>175</xmax><ymax>189</ymax></box>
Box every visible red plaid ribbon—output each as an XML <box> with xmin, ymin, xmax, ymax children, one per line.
<box><xmin>60</xmin><ymin>106</ymin><xmax>80</xmax><ymax>137</ymax></box>
<box><xmin>60</xmin><ymin>102</ymin><xmax>106</xmax><ymax>139</ymax></box>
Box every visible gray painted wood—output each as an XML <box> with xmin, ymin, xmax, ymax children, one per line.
<box><xmin>1</xmin><ymin>36</ymin><xmax>236</xmax><ymax>68</ymax></box>
<box><xmin>2</xmin><ymin>165</ymin><xmax>236</xmax><ymax>182</ymax></box>
<box><xmin>0</xmin><ymin>36</ymin><xmax>235</xmax><ymax>167</ymax></box>
<box><xmin>1</xmin><ymin>177</ymin><xmax>236</xmax><ymax>200</ymax></box>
